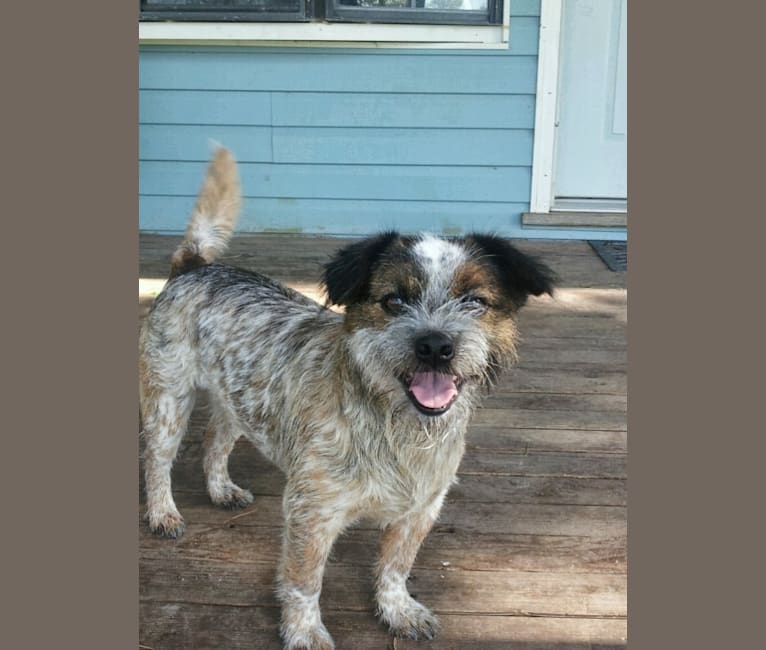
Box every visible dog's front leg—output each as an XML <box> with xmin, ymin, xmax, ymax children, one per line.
<box><xmin>277</xmin><ymin>484</ymin><xmax>347</xmax><ymax>650</ymax></box>
<box><xmin>375</xmin><ymin>491</ymin><xmax>447</xmax><ymax>640</ymax></box>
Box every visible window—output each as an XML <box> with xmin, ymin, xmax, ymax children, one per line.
<box><xmin>328</xmin><ymin>0</ymin><xmax>501</xmax><ymax>26</ymax></box>
<box><xmin>139</xmin><ymin>0</ymin><xmax>503</xmax><ymax>26</ymax></box>
<box><xmin>140</xmin><ymin>1</ymin><xmax>308</xmax><ymax>22</ymax></box>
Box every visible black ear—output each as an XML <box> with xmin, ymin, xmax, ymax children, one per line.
<box><xmin>322</xmin><ymin>231</ymin><xmax>400</xmax><ymax>306</ymax></box>
<box><xmin>466</xmin><ymin>233</ymin><xmax>557</xmax><ymax>308</ymax></box>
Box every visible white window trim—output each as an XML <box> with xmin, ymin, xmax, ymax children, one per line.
<box><xmin>139</xmin><ymin>10</ymin><xmax>510</xmax><ymax>50</ymax></box>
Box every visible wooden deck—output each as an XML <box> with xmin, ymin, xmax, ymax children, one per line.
<box><xmin>139</xmin><ymin>234</ymin><xmax>627</xmax><ymax>650</ymax></box>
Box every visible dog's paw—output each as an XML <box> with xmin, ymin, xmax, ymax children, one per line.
<box><xmin>378</xmin><ymin>595</ymin><xmax>440</xmax><ymax>641</ymax></box>
<box><xmin>147</xmin><ymin>511</ymin><xmax>186</xmax><ymax>539</ymax></box>
<box><xmin>281</xmin><ymin>622</ymin><xmax>335</xmax><ymax>650</ymax></box>
<box><xmin>210</xmin><ymin>484</ymin><xmax>254</xmax><ymax>510</ymax></box>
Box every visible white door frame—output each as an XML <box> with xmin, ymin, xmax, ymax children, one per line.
<box><xmin>529</xmin><ymin>0</ymin><xmax>564</xmax><ymax>214</ymax></box>
<box><xmin>529</xmin><ymin>0</ymin><xmax>627</xmax><ymax>215</ymax></box>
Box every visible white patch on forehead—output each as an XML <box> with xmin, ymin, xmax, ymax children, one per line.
<box><xmin>412</xmin><ymin>234</ymin><xmax>467</xmax><ymax>307</ymax></box>
<box><xmin>413</xmin><ymin>234</ymin><xmax>467</xmax><ymax>274</ymax></box>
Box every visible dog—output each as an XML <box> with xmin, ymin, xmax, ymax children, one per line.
<box><xmin>139</xmin><ymin>148</ymin><xmax>556</xmax><ymax>649</ymax></box>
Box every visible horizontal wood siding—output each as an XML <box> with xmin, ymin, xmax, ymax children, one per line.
<box><xmin>140</xmin><ymin>90</ymin><xmax>536</xmax><ymax>128</ymax></box>
<box><xmin>139</xmin><ymin>162</ymin><xmax>531</xmax><ymax>200</ymax></box>
<box><xmin>140</xmin><ymin>196</ymin><xmax>532</xmax><ymax>235</ymax></box>
<box><xmin>139</xmin><ymin>5</ymin><xmax>601</xmax><ymax>238</ymax></box>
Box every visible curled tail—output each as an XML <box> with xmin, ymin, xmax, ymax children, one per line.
<box><xmin>169</xmin><ymin>147</ymin><xmax>241</xmax><ymax>278</ymax></box>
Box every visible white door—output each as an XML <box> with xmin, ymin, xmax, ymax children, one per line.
<box><xmin>553</xmin><ymin>0</ymin><xmax>627</xmax><ymax>209</ymax></box>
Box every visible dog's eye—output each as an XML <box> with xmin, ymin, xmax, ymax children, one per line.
<box><xmin>382</xmin><ymin>294</ymin><xmax>406</xmax><ymax>314</ymax></box>
<box><xmin>461</xmin><ymin>295</ymin><xmax>489</xmax><ymax>313</ymax></box>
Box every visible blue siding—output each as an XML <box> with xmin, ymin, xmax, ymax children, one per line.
<box><xmin>140</xmin><ymin>196</ymin><xmax>533</xmax><ymax>236</ymax></box>
<box><xmin>139</xmin><ymin>2</ymin><xmax>622</xmax><ymax>240</ymax></box>
<box><xmin>140</xmin><ymin>90</ymin><xmax>536</xmax><ymax>129</ymax></box>
<box><xmin>139</xmin><ymin>50</ymin><xmax>538</xmax><ymax>94</ymax></box>
<box><xmin>139</xmin><ymin>162</ymin><xmax>530</xmax><ymax>202</ymax></box>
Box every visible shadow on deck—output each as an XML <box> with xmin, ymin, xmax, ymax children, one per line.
<box><xmin>139</xmin><ymin>234</ymin><xmax>627</xmax><ymax>650</ymax></box>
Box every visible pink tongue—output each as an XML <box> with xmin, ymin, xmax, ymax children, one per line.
<box><xmin>409</xmin><ymin>372</ymin><xmax>458</xmax><ymax>409</ymax></box>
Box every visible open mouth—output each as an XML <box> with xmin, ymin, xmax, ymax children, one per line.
<box><xmin>402</xmin><ymin>372</ymin><xmax>464</xmax><ymax>416</ymax></box>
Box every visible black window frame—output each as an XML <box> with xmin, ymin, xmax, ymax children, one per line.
<box><xmin>327</xmin><ymin>0</ymin><xmax>501</xmax><ymax>27</ymax></box>
<box><xmin>139</xmin><ymin>0</ymin><xmax>503</xmax><ymax>26</ymax></box>
<box><xmin>139</xmin><ymin>1</ymin><xmax>312</xmax><ymax>23</ymax></box>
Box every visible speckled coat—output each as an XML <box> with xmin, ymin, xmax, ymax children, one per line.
<box><xmin>139</xmin><ymin>148</ymin><xmax>556</xmax><ymax>650</ymax></box>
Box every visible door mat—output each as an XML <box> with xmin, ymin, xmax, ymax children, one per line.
<box><xmin>588</xmin><ymin>240</ymin><xmax>627</xmax><ymax>272</ymax></box>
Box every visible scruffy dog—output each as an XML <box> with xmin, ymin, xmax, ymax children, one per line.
<box><xmin>140</xmin><ymin>148</ymin><xmax>556</xmax><ymax>649</ymax></box>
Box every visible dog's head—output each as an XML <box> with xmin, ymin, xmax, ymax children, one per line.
<box><xmin>322</xmin><ymin>232</ymin><xmax>556</xmax><ymax>422</ymax></box>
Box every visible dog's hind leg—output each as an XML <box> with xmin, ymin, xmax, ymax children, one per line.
<box><xmin>140</xmin><ymin>376</ymin><xmax>196</xmax><ymax>539</ymax></box>
<box><xmin>203</xmin><ymin>401</ymin><xmax>254</xmax><ymax>509</ymax></box>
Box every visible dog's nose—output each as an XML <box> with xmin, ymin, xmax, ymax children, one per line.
<box><xmin>415</xmin><ymin>332</ymin><xmax>455</xmax><ymax>365</ymax></box>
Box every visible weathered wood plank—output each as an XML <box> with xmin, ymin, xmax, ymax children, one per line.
<box><xmin>140</xmin><ymin>553</ymin><xmax>626</xmax><ymax>617</ymax></box>
<box><xmin>138</xmin><ymin>601</ymin><xmax>386</xmax><ymax>650</ymax></box>
<box><xmin>140</xmin><ymin>524</ymin><xmax>626</xmax><ymax>575</ymax></box>
<box><xmin>480</xmin><ymin>392</ymin><xmax>626</xmax><ymax>412</ymax></box>
<box><xmin>140</xmin><ymin>602</ymin><xmax>627</xmax><ymax>650</ymax></box>
<box><xmin>510</xmin><ymin>350</ymin><xmax>628</xmax><ymax>367</ymax></box>
<box><xmin>467</xmin><ymin>428</ymin><xmax>627</xmax><ymax>454</ymax></box>
<box><xmin>459</xmin><ymin>452</ymin><xmax>626</xmax><ymax>479</ymax></box>
<box><xmin>396</xmin><ymin>613</ymin><xmax>627</xmax><ymax>649</ymax></box>
<box><xmin>518</xmin><ymin>336</ymin><xmax>626</xmax><ymax>351</ymax></box>
<box><xmin>139</xmin><ymin>601</ymin><xmax>284</xmax><ymax>650</ymax></box>
<box><xmin>472</xmin><ymin>408</ymin><xmax>626</xmax><ymax>431</ymax></box>
<box><xmin>516</xmin><ymin>314</ymin><xmax>626</xmax><ymax>337</ymax></box>
<box><xmin>499</xmin><ymin>368</ymin><xmax>627</xmax><ymax>396</ymax></box>
<box><xmin>138</xmin><ymin>497</ymin><xmax>626</xmax><ymax>539</ymax></box>
<box><xmin>522</xmin><ymin>211</ymin><xmax>628</xmax><ymax>229</ymax></box>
